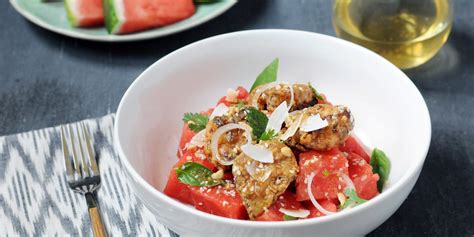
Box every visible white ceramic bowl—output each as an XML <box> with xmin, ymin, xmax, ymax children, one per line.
<box><xmin>115</xmin><ymin>30</ymin><xmax>431</xmax><ymax>237</ymax></box>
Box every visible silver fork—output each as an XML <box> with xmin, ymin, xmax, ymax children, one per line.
<box><xmin>61</xmin><ymin>122</ymin><xmax>107</xmax><ymax>237</ymax></box>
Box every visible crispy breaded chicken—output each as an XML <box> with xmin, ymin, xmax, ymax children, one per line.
<box><xmin>250</xmin><ymin>83</ymin><xmax>317</xmax><ymax>112</ymax></box>
<box><xmin>204</xmin><ymin>106</ymin><xmax>249</xmax><ymax>166</ymax></box>
<box><xmin>232</xmin><ymin>140</ymin><xmax>298</xmax><ymax>219</ymax></box>
<box><xmin>285</xmin><ymin>104</ymin><xmax>354</xmax><ymax>151</ymax></box>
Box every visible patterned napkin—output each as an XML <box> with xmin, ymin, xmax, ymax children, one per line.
<box><xmin>0</xmin><ymin>114</ymin><xmax>176</xmax><ymax>237</ymax></box>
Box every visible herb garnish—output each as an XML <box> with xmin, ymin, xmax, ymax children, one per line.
<box><xmin>322</xmin><ymin>169</ymin><xmax>330</xmax><ymax>177</ymax></box>
<box><xmin>370</xmin><ymin>148</ymin><xmax>391</xmax><ymax>192</ymax></box>
<box><xmin>250</xmin><ymin>58</ymin><xmax>279</xmax><ymax>92</ymax></box>
<box><xmin>259</xmin><ymin>129</ymin><xmax>278</xmax><ymax>141</ymax></box>
<box><xmin>341</xmin><ymin>188</ymin><xmax>367</xmax><ymax>209</ymax></box>
<box><xmin>283</xmin><ymin>214</ymin><xmax>298</xmax><ymax>221</ymax></box>
<box><xmin>245</xmin><ymin>107</ymin><xmax>269</xmax><ymax>139</ymax></box>
<box><xmin>175</xmin><ymin>162</ymin><xmax>225</xmax><ymax>187</ymax></box>
<box><xmin>235</xmin><ymin>101</ymin><xmax>246</xmax><ymax>109</ymax></box>
<box><xmin>183</xmin><ymin>113</ymin><xmax>209</xmax><ymax>132</ymax></box>
<box><xmin>308</xmin><ymin>82</ymin><xmax>325</xmax><ymax>102</ymax></box>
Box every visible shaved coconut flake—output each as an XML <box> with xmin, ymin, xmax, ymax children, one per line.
<box><xmin>279</xmin><ymin>208</ymin><xmax>310</xmax><ymax>218</ymax></box>
<box><xmin>245</xmin><ymin>161</ymin><xmax>272</xmax><ymax>182</ymax></box>
<box><xmin>211</xmin><ymin>123</ymin><xmax>252</xmax><ymax>166</ymax></box>
<box><xmin>241</xmin><ymin>143</ymin><xmax>274</xmax><ymax>163</ymax></box>
<box><xmin>280</xmin><ymin>112</ymin><xmax>304</xmax><ymax>141</ymax></box>
<box><xmin>300</xmin><ymin>114</ymin><xmax>328</xmax><ymax>132</ymax></box>
<box><xmin>307</xmin><ymin>172</ymin><xmax>337</xmax><ymax>216</ymax></box>
<box><xmin>189</xmin><ymin>130</ymin><xmax>206</xmax><ymax>147</ymax></box>
<box><xmin>209</xmin><ymin>103</ymin><xmax>229</xmax><ymax>120</ymax></box>
<box><xmin>266</xmin><ymin>101</ymin><xmax>289</xmax><ymax>133</ymax></box>
<box><xmin>251</xmin><ymin>82</ymin><xmax>294</xmax><ymax>110</ymax></box>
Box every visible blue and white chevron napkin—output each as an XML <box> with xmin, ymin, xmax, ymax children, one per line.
<box><xmin>0</xmin><ymin>114</ymin><xmax>176</xmax><ymax>237</ymax></box>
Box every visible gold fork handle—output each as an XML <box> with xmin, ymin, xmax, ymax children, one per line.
<box><xmin>86</xmin><ymin>192</ymin><xmax>107</xmax><ymax>237</ymax></box>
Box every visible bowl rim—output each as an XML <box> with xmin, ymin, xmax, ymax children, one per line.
<box><xmin>114</xmin><ymin>29</ymin><xmax>432</xmax><ymax>227</ymax></box>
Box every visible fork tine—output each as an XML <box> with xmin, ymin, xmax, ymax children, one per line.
<box><xmin>61</xmin><ymin>126</ymin><xmax>75</xmax><ymax>181</ymax></box>
<box><xmin>76</xmin><ymin>123</ymin><xmax>91</xmax><ymax>178</ymax></box>
<box><xmin>81</xmin><ymin>122</ymin><xmax>99</xmax><ymax>175</ymax></box>
<box><xmin>68</xmin><ymin>124</ymin><xmax>83</xmax><ymax>179</ymax></box>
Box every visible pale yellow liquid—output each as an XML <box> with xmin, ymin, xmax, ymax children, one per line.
<box><xmin>333</xmin><ymin>0</ymin><xmax>452</xmax><ymax>69</ymax></box>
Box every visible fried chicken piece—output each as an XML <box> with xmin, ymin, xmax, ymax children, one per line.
<box><xmin>285</xmin><ymin>104</ymin><xmax>354</xmax><ymax>151</ymax></box>
<box><xmin>232</xmin><ymin>140</ymin><xmax>298</xmax><ymax>219</ymax></box>
<box><xmin>204</xmin><ymin>106</ymin><xmax>249</xmax><ymax>167</ymax></box>
<box><xmin>249</xmin><ymin>83</ymin><xmax>317</xmax><ymax>112</ymax></box>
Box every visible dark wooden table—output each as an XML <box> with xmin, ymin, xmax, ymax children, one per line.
<box><xmin>1</xmin><ymin>0</ymin><xmax>473</xmax><ymax>236</ymax></box>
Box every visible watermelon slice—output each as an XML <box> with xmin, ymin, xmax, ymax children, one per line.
<box><xmin>255</xmin><ymin>192</ymin><xmax>304</xmax><ymax>221</ymax></box>
<box><xmin>347</xmin><ymin>152</ymin><xmax>380</xmax><ymax>199</ymax></box>
<box><xmin>295</xmin><ymin>148</ymin><xmax>349</xmax><ymax>201</ymax></box>
<box><xmin>103</xmin><ymin>0</ymin><xmax>196</xmax><ymax>34</ymax></box>
<box><xmin>65</xmin><ymin>0</ymin><xmax>104</xmax><ymax>27</ymax></box>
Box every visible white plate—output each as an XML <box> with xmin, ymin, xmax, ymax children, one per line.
<box><xmin>10</xmin><ymin>0</ymin><xmax>236</xmax><ymax>42</ymax></box>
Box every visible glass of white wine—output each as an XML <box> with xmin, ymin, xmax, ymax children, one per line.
<box><xmin>332</xmin><ymin>0</ymin><xmax>452</xmax><ymax>69</ymax></box>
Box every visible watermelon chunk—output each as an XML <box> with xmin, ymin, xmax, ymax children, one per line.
<box><xmin>302</xmin><ymin>200</ymin><xmax>338</xmax><ymax>218</ymax></box>
<box><xmin>177</xmin><ymin>123</ymin><xmax>196</xmax><ymax>158</ymax></box>
<box><xmin>347</xmin><ymin>152</ymin><xmax>380</xmax><ymax>200</ymax></box>
<box><xmin>217</xmin><ymin>86</ymin><xmax>250</xmax><ymax>106</ymax></box>
<box><xmin>65</xmin><ymin>0</ymin><xmax>104</xmax><ymax>27</ymax></box>
<box><xmin>256</xmin><ymin>192</ymin><xmax>304</xmax><ymax>221</ymax></box>
<box><xmin>190</xmin><ymin>186</ymin><xmax>247</xmax><ymax>219</ymax></box>
<box><xmin>164</xmin><ymin>147</ymin><xmax>216</xmax><ymax>204</ymax></box>
<box><xmin>296</xmin><ymin>148</ymin><xmax>349</xmax><ymax>201</ymax></box>
<box><xmin>103</xmin><ymin>0</ymin><xmax>195</xmax><ymax>34</ymax></box>
<box><xmin>340</xmin><ymin>136</ymin><xmax>370</xmax><ymax>163</ymax></box>
<box><xmin>164</xmin><ymin>148</ymin><xmax>247</xmax><ymax>219</ymax></box>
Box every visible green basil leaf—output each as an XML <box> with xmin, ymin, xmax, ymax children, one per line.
<box><xmin>175</xmin><ymin>162</ymin><xmax>224</xmax><ymax>187</ymax></box>
<box><xmin>308</xmin><ymin>82</ymin><xmax>325</xmax><ymax>101</ymax></box>
<box><xmin>370</xmin><ymin>148</ymin><xmax>391</xmax><ymax>192</ymax></box>
<box><xmin>183</xmin><ymin>112</ymin><xmax>209</xmax><ymax>132</ymax></box>
<box><xmin>342</xmin><ymin>188</ymin><xmax>367</xmax><ymax>209</ymax></box>
<box><xmin>259</xmin><ymin>129</ymin><xmax>278</xmax><ymax>141</ymax></box>
<box><xmin>245</xmin><ymin>107</ymin><xmax>269</xmax><ymax>139</ymax></box>
<box><xmin>283</xmin><ymin>214</ymin><xmax>298</xmax><ymax>221</ymax></box>
<box><xmin>250</xmin><ymin>58</ymin><xmax>279</xmax><ymax>92</ymax></box>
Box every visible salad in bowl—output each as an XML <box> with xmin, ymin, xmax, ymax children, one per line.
<box><xmin>163</xmin><ymin>58</ymin><xmax>390</xmax><ymax>221</ymax></box>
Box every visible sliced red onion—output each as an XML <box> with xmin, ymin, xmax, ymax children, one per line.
<box><xmin>279</xmin><ymin>208</ymin><xmax>310</xmax><ymax>218</ymax></box>
<box><xmin>266</xmin><ymin>101</ymin><xmax>289</xmax><ymax>133</ymax></box>
<box><xmin>339</xmin><ymin>172</ymin><xmax>355</xmax><ymax>191</ymax></box>
<box><xmin>209</xmin><ymin>103</ymin><xmax>229</xmax><ymax>120</ymax></box>
<box><xmin>210</xmin><ymin>123</ymin><xmax>252</xmax><ymax>166</ymax></box>
<box><xmin>300</xmin><ymin>114</ymin><xmax>328</xmax><ymax>132</ymax></box>
<box><xmin>189</xmin><ymin>130</ymin><xmax>206</xmax><ymax>147</ymax></box>
<box><xmin>241</xmin><ymin>143</ymin><xmax>274</xmax><ymax>163</ymax></box>
<box><xmin>307</xmin><ymin>172</ymin><xmax>337</xmax><ymax>216</ymax></box>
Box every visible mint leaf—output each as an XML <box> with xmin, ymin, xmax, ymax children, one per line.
<box><xmin>283</xmin><ymin>214</ymin><xmax>298</xmax><ymax>221</ymax></box>
<box><xmin>245</xmin><ymin>107</ymin><xmax>268</xmax><ymax>139</ymax></box>
<box><xmin>183</xmin><ymin>112</ymin><xmax>209</xmax><ymax>132</ymax></box>
<box><xmin>370</xmin><ymin>148</ymin><xmax>391</xmax><ymax>192</ymax></box>
<box><xmin>342</xmin><ymin>188</ymin><xmax>367</xmax><ymax>209</ymax></box>
<box><xmin>260</xmin><ymin>129</ymin><xmax>278</xmax><ymax>141</ymax></box>
<box><xmin>250</xmin><ymin>58</ymin><xmax>279</xmax><ymax>92</ymax></box>
<box><xmin>308</xmin><ymin>82</ymin><xmax>325</xmax><ymax>101</ymax></box>
<box><xmin>175</xmin><ymin>162</ymin><xmax>225</xmax><ymax>187</ymax></box>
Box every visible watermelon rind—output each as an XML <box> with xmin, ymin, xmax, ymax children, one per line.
<box><xmin>103</xmin><ymin>0</ymin><xmax>122</xmax><ymax>34</ymax></box>
<box><xmin>64</xmin><ymin>0</ymin><xmax>78</xmax><ymax>27</ymax></box>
